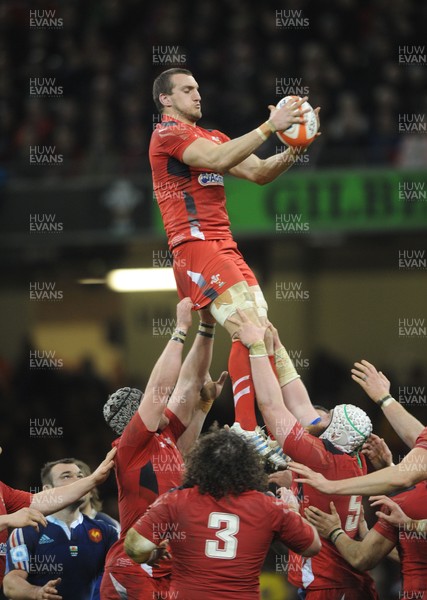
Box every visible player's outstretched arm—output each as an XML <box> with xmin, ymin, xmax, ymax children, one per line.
<box><xmin>304</xmin><ymin>502</ymin><xmax>394</xmax><ymax>571</ymax></box>
<box><xmin>289</xmin><ymin>445</ymin><xmax>427</xmax><ymax>495</ymax></box>
<box><xmin>269</xmin><ymin>323</ymin><xmax>320</xmax><ymax>426</ymax></box>
<box><xmin>167</xmin><ymin>308</ymin><xmax>216</xmax><ymax>427</ymax></box>
<box><xmin>139</xmin><ymin>298</ymin><xmax>193</xmax><ymax>432</ymax></box>
<box><xmin>352</xmin><ymin>359</ymin><xmax>424</xmax><ymax>448</ymax></box>
<box><xmin>230</xmin><ymin>309</ymin><xmax>297</xmax><ymax>448</ymax></box>
<box><xmin>30</xmin><ymin>448</ymin><xmax>116</xmax><ymax>515</ymax></box>
<box><xmin>3</xmin><ymin>571</ymin><xmax>62</xmax><ymax>600</ymax></box>
<box><xmin>182</xmin><ymin>97</ymin><xmax>308</xmax><ymax>174</ymax></box>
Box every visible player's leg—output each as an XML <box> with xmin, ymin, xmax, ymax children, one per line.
<box><xmin>210</xmin><ymin>280</ymin><xmax>262</xmax><ymax>430</ymax></box>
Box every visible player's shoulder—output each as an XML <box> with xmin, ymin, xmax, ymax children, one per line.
<box><xmin>94</xmin><ymin>511</ymin><xmax>120</xmax><ymax>532</ymax></box>
<box><xmin>82</xmin><ymin>515</ymin><xmax>119</xmax><ymax>543</ymax></box>
<box><xmin>8</xmin><ymin>524</ymin><xmax>39</xmax><ymax>547</ymax></box>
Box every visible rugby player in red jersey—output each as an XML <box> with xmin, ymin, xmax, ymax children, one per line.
<box><xmin>304</xmin><ymin>483</ymin><xmax>427</xmax><ymax>599</ymax></box>
<box><xmin>150</xmin><ymin>67</ymin><xmax>321</xmax><ymax>431</ymax></box>
<box><xmin>233</xmin><ymin>311</ymin><xmax>379</xmax><ymax>600</ymax></box>
<box><xmin>124</xmin><ymin>427</ymin><xmax>321</xmax><ymax>600</ymax></box>
<box><xmin>289</xmin><ymin>362</ymin><xmax>427</xmax><ymax>495</ymax></box>
<box><xmin>100</xmin><ymin>298</ymin><xmax>227</xmax><ymax>600</ymax></box>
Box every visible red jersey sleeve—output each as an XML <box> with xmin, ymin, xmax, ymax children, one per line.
<box><xmin>155</xmin><ymin>120</ymin><xmax>230</xmax><ymax>162</ymax></box>
<box><xmin>0</xmin><ymin>482</ymin><xmax>32</xmax><ymax>513</ymax></box>
<box><xmin>270</xmin><ymin>498</ymin><xmax>315</xmax><ymax>554</ymax></box>
<box><xmin>156</xmin><ymin>121</ymin><xmax>201</xmax><ymax>162</ymax></box>
<box><xmin>283</xmin><ymin>422</ymin><xmax>331</xmax><ymax>470</ymax></box>
<box><xmin>164</xmin><ymin>408</ymin><xmax>186</xmax><ymax>443</ymax></box>
<box><xmin>414</xmin><ymin>427</ymin><xmax>427</xmax><ymax>451</ymax></box>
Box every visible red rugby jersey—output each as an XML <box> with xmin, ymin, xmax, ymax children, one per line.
<box><xmin>373</xmin><ymin>481</ymin><xmax>427</xmax><ymax>594</ymax></box>
<box><xmin>133</xmin><ymin>486</ymin><xmax>315</xmax><ymax>600</ymax></box>
<box><xmin>105</xmin><ymin>408</ymin><xmax>185</xmax><ymax>578</ymax></box>
<box><xmin>149</xmin><ymin>116</ymin><xmax>233</xmax><ymax>249</ymax></box>
<box><xmin>0</xmin><ymin>482</ymin><xmax>32</xmax><ymax>584</ymax></box>
<box><xmin>283</xmin><ymin>422</ymin><xmax>377</xmax><ymax>592</ymax></box>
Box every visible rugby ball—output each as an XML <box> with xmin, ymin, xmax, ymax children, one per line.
<box><xmin>276</xmin><ymin>96</ymin><xmax>318</xmax><ymax>147</ymax></box>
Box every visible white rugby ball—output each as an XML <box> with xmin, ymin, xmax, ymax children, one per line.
<box><xmin>276</xmin><ymin>95</ymin><xmax>318</xmax><ymax>147</ymax></box>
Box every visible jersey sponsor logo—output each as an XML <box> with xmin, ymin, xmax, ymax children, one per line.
<box><xmin>198</xmin><ymin>173</ymin><xmax>224</xmax><ymax>187</ymax></box>
<box><xmin>0</xmin><ymin>543</ymin><xmax>7</xmax><ymax>556</ymax></box>
<box><xmin>69</xmin><ymin>545</ymin><xmax>78</xmax><ymax>556</ymax></box>
<box><xmin>88</xmin><ymin>528</ymin><xmax>103</xmax><ymax>543</ymax></box>
<box><xmin>10</xmin><ymin>544</ymin><xmax>29</xmax><ymax>564</ymax></box>
<box><xmin>39</xmin><ymin>534</ymin><xmax>54</xmax><ymax>544</ymax></box>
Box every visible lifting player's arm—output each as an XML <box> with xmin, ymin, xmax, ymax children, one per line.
<box><xmin>166</xmin><ymin>308</ymin><xmax>227</xmax><ymax>453</ymax></box>
<box><xmin>351</xmin><ymin>360</ymin><xmax>424</xmax><ymax>449</ymax></box>
<box><xmin>304</xmin><ymin>501</ymin><xmax>395</xmax><ymax>571</ymax></box>
<box><xmin>181</xmin><ymin>98</ymin><xmax>309</xmax><ymax>174</ymax></box>
<box><xmin>167</xmin><ymin>309</ymin><xmax>216</xmax><ymax>427</ymax></box>
<box><xmin>267</xmin><ymin>323</ymin><xmax>320</xmax><ymax>426</ymax></box>
<box><xmin>138</xmin><ymin>298</ymin><xmax>193</xmax><ymax>432</ymax></box>
<box><xmin>229</xmin><ymin>310</ymin><xmax>297</xmax><ymax>448</ymax></box>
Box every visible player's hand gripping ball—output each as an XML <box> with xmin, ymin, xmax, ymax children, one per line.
<box><xmin>276</xmin><ymin>96</ymin><xmax>318</xmax><ymax>147</ymax></box>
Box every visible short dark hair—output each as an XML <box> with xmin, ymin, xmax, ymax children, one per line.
<box><xmin>40</xmin><ymin>458</ymin><xmax>80</xmax><ymax>486</ymax></box>
<box><xmin>152</xmin><ymin>68</ymin><xmax>193</xmax><ymax>113</ymax></box>
<box><xmin>182</xmin><ymin>427</ymin><xmax>268</xmax><ymax>500</ymax></box>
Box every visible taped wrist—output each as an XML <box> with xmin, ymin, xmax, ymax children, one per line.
<box><xmin>249</xmin><ymin>340</ymin><xmax>268</xmax><ymax>358</ymax></box>
<box><xmin>274</xmin><ymin>345</ymin><xmax>301</xmax><ymax>387</ymax></box>
<box><xmin>171</xmin><ymin>329</ymin><xmax>187</xmax><ymax>344</ymax></box>
<box><xmin>198</xmin><ymin>322</ymin><xmax>216</xmax><ymax>338</ymax></box>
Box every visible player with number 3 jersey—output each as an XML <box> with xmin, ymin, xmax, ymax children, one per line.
<box><xmin>124</xmin><ymin>428</ymin><xmax>320</xmax><ymax>600</ymax></box>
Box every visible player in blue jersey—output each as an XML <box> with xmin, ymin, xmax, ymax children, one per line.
<box><xmin>4</xmin><ymin>459</ymin><xmax>118</xmax><ymax>600</ymax></box>
<box><xmin>78</xmin><ymin>460</ymin><xmax>120</xmax><ymax>600</ymax></box>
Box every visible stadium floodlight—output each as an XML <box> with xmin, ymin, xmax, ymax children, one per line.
<box><xmin>106</xmin><ymin>268</ymin><xmax>177</xmax><ymax>292</ymax></box>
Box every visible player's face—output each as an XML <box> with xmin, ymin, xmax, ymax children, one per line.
<box><xmin>49</xmin><ymin>463</ymin><xmax>84</xmax><ymax>488</ymax></box>
<box><xmin>162</xmin><ymin>74</ymin><xmax>202</xmax><ymax>124</ymax></box>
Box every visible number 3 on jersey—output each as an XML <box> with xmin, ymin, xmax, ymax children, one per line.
<box><xmin>345</xmin><ymin>495</ymin><xmax>362</xmax><ymax>532</ymax></box>
<box><xmin>205</xmin><ymin>512</ymin><xmax>240</xmax><ymax>559</ymax></box>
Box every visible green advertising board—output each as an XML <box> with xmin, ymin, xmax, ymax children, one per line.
<box><xmin>154</xmin><ymin>169</ymin><xmax>427</xmax><ymax>236</ymax></box>
<box><xmin>225</xmin><ymin>169</ymin><xmax>427</xmax><ymax>234</ymax></box>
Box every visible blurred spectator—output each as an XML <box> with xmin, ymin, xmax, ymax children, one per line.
<box><xmin>0</xmin><ymin>0</ymin><xmax>424</xmax><ymax>176</ymax></box>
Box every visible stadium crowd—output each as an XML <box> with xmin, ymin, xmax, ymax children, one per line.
<box><xmin>0</xmin><ymin>0</ymin><xmax>426</xmax><ymax>178</ymax></box>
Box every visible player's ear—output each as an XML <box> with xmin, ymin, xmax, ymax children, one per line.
<box><xmin>42</xmin><ymin>484</ymin><xmax>53</xmax><ymax>491</ymax></box>
<box><xmin>159</xmin><ymin>93</ymin><xmax>172</xmax><ymax>108</ymax></box>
